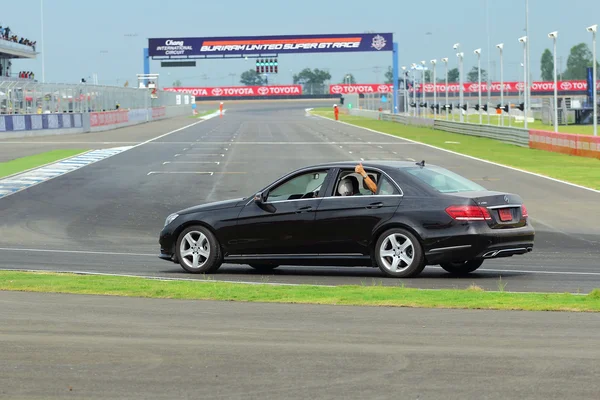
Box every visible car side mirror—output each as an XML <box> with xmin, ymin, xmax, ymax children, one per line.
<box><xmin>254</xmin><ymin>190</ymin><xmax>268</xmax><ymax>204</ymax></box>
<box><xmin>254</xmin><ymin>190</ymin><xmax>275</xmax><ymax>213</ymax></box>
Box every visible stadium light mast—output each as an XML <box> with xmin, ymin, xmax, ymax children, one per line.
<box><xmin>431</xmin><ymin>59</ymin><xmax>437</xmax><ymax>119</ymax></box>
<box><xmin>41</xmin><ymin>0</ymin><xmax>45</xmax><ymax>83</ymax></box>
<box><xmin>401</xmin><ymin>65</ymin><xmax>408</xmax><ymax>114</ymax></box>
<box><xmin>588</xmin><ymin>24</ymin><xmax>598</xmax><ymax>136</ymax></box>
<box><xmin>453</xmin><ymin>43</ymin><xmax>463</xmax><ymax>122</ymax></box>
<box><xmin>525</xmin><ymin>0</ymin><xmax>531</xmax><ymax>130</ymax></box>
<box><xmin>421</xmin><ymin>60</ymin><xmax>426</xmax><ymax>117</ymax></box>
<box><xmin>442</xmin><ymin>57</ymin><xmax>449</xmax><ymax>120</ymax></box>
<box><xmin>548</xmin><ymin>31</ymin><xmax>558</xmax><ymax>132</ymax></box>
<box><xmin>496</xmin><ymin>43</ymin><xmax>504</xmax><ymax>126</ymax></box>
<box><xmin>519</xmin><ymin>36</ymin><xmax>528</xmax><ymax>129</ymax></box>
<box><xmin>474</xmin><ymin>48</ymin><xmax>482</xmax><ymax>124</ymax></box>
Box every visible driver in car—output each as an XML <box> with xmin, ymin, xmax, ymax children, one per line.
<box><xmin>338</xmin><ymin>163</ymin><xmax>378</xmax><ymax>196</ymax></box>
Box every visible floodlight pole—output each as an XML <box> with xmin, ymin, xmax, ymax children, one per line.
<box><xmin>474</xmin><ymin>49</ymin><xmax>482</xmax><ymax>124</ymax></box>
<box><xmin>442</xmin><ymin>58</ymin><xmax>448</xmax><ymax>120</ymax></box>
<box><xmin>41</xmin><ymin>0</ymin><xmax>45</xmax><ymax>83</ymax></box>
<box><xmin>401</xmin><ymin>66</ymin><xmax>407</xmax><ymax>114</ymax></box>
<box><xmin>519</xmin><ymin>36</ymin><xmax>528</xmax><ymax>129</ymax></box>
<box><xmin>497</xmin><ymin>43</ymin><xmax>504</xmax><ymax>126</ymax></box>
<box><xmin>549</xmin><ymin>31</ymin><xmax>558</xmax><ymax>132</ymax></box>
<box><xmin>393</xmin><ymin>42</ymin><xmax>399</xmax><ymax>114</ymax></box>
<box><xmin>431</xmin><ymin>59</ymin><xmax>437</xmax><ymax>119</ymax></box>
<box><xmin>588</xmin><ymin>25</ymin><xmax>598</xmax><ymax>136</ymax></box>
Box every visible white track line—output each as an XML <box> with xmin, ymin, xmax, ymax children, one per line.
<box><xmin>0</xmin><ymin>247</ymin><xmax>597</xmax><ymax>277</ymax></box>
<box><xmin>312</xmin><ymin>114</ymin><xmax>600</xmax><ymax>194</ymax></box>
<box><xmin>0</xmin><ymin>247</ymin><xmax>155</xmax><ymax>257</ymax></box>
<box><xmin>0</xmin><ymin>268</ymin><xmax>592</xmax><ymax>294</ymax></box>
<box><xmin>0</xmin><ymin>269</ymin><xmax>336</xmax><ymax>287</ymax></box>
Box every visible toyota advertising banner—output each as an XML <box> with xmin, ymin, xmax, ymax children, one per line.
<box><xmin>330</xmin><ymin>84</ymin><xmax>395</xmax><ymax>94</ymax></box>
<box><xmin>164</xmin><ymin>85</ymin><xmax>303</xmax><ymax>97</ymax></box>
<box><xmin>148</xmin><ymin>33</ymin><xmax>393</xmax><ymax>57</ymax></box>
<box><xmin>330</xmin><ymin>81</ymin><xmax>600</xmax><ymax>95</ymax></box>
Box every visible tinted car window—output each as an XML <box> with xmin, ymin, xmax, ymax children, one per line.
<box><xmin>404</xmin><ymin>166</ymin><xmax>486</xmax><ymax>193</ymax></box>
<box><xmin>378</xmin><ymin>176</ymin><xmax>400</xmax><ymax>195</ymax></box>
<box><xmin>267</xmin><ymin>170</ymin><xmax>328</xmax><ymax>201</ymax></box>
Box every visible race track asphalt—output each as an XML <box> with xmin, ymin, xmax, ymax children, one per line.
<box><xmin>1</xmin><ymin>291</ymin><xmax>599</xmax><ymax>400</ymax></box>
<box><xmin>0</xmin><ymin>100</ymin><xmax>599</xmax><ymax>292</ymax></box>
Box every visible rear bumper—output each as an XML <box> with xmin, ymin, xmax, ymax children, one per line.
<box><xmin>424</xmin><ymin>225</ymin><xmax>535</xmax><ymax>265</ymax></box>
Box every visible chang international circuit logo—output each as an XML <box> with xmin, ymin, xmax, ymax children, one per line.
<box><xmin>371</xmin><ymin>35</ymin><xmax>387</xmax><ymax>51</ymax></box>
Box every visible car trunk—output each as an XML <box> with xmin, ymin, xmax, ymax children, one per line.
<box><xmin>446</xmin><ymin>191</ymin><xmax>527</xmax><ymax>229</ymax></box>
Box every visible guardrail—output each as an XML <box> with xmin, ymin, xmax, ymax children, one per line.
<box><xmin>352</xmin><ymin>109</ymin><xmax>531</xmax><ymax>148</ymax></box>
<box><xmin>434</xmin><ymin>120</ymin><xmax>530</xmax><ymax>147</ymax></box>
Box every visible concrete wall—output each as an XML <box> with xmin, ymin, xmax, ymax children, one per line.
<box><xmin>0</xmin><ymin>102</ymin><xmax>192</xmax><ymax>140</ymax></box>
<box><xmin>0</xmin><ymin>113</ymin><xmax>86</xmax><ymax>139</ymax></box>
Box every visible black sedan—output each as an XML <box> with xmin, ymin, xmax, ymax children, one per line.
<box><xmin>159</xmin><ymin>161</ymin><xmax>534</xmax><ymax>278</ymax></box>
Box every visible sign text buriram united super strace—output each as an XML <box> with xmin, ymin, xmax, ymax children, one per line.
<box><xmin>148</xmin><ymin>33</ymin><xmax>393</xmax><ymax>57</ymax></box>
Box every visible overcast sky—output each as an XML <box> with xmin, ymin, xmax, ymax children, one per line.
<box><xmin>3</xmin><ymin>0</ymin><xmax>599</xmax><ymax>87</ymax></box>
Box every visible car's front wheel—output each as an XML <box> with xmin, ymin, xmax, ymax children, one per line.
<box><xmin>176</xmin><ymin>225</ymin><xmax>222</xmax><ymax>274</ymax></box>
<box><xmin>440</xmin><ymin>259</ymin><xmax>484</xmax><ymax>275</ymax></box>
<box><xmin>375</xmin><ymin>228</ymin><xmax>426</xmax><ymax>278</ymax></box>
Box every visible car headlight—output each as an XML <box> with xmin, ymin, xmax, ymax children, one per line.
<box><xmin>164</xmin><ymin>213</ymin><xmax>179</xmax><ymax>227</ymax></box>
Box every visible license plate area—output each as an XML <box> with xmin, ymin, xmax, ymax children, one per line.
<box><xmin>498</xmin><ymin>208</ymin><xmax>513</xmax><ymax>222</ymax></box>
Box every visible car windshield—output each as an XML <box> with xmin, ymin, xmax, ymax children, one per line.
<box><xmin>404</xmin><ymin>166</ymin><xmax>487</xmax><ymax>193</ymax></box>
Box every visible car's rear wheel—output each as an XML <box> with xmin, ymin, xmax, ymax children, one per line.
<box><xmin>375</xmin><ymin>228</ymin><xmax>425</xmax><ymax>278</ymax></box>
<box><xmin>249</xmin><ymin>264</ymin><xmax>279</xmax><ymax>272</ymax></box>
<box><xmin>176</xmin><ymin>225</ymin><xmax>222</xmax><ymax>274</ymax></box>
<box><xmin>440</xmin><ymin>259</ymin><xmax>484</xmax><ymax>275</ymax></box>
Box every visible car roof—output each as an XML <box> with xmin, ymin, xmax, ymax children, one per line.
<box><xmin>308</xmin><ymin>160</ymin><xmax>436</xmax><ymax>170</ymax></box>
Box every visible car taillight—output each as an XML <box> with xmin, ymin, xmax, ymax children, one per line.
<box><xmin>521</xmin><ymin>204</ymin><xmax>528</xmax><ymax>218</ymax></box>
<box><xmin>446</xmin><ymin>205</ymin><xmax>492</xmax><ymax>221</ymax></box>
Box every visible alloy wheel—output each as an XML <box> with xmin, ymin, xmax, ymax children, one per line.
<box><xmin>379</xmin><ymin>233</ymin><xmax>415</xmax><ymax>273</ymax></box>
<box><xmin>179</xmin><ymin>230</ymin><xmax>211</xmax><ymax>270</ymax></box>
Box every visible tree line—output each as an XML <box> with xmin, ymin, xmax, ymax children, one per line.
<box><xmin>384</xmin><ymin>42</ymin><xmax>599</xmax><ymax>85</ymax></box>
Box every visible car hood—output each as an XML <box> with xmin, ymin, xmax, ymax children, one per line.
<box><xmin>177</xmin><ymin>198</ymin><xmax>246</xmax><ymax>214</ymax></box>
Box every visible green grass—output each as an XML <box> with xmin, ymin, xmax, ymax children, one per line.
<box><xmin>0</xmin><ymin>149</ymin><xmax>89</xmax><ymax>179</ymax></box>
<box><xmin>1</xmin><ymin>271</ymin><xmax>599</xmax><ymax>312</ymax></box>
<box><xmin>311</xmin><ymin>110</ymin><xmax>600</xmax><ymax>190</ymax></box>
<box><xmin>189</xmin><ymin>109</ymin><xmax>218</xmax><ymax>118</ymax></box>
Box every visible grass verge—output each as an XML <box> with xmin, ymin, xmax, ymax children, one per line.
<box><xmin>1</xmin><ymin>271</ymin><xmax>599</xmax><ymax>312</ymax></box>
<box><xmin>189</xmin><ymin>109</ymin><xmax>218</xmax><ymax>118</ymax></box>
<box><xmin>0</xmin><ymin>149</ymin><xmax>88</xmax><ymax>179</ymax></box>
<box><xmin>310</xmin><ymin>110</ymin><xmax>600</xmax><ymax>190</ymax></box>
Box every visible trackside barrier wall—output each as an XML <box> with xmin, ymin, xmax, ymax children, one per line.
<box><xmin>0</xmin><ymin>104</ymin><xmax>192</xmax><ymax>139</ymax></box>
<box><xmin>434</xmin><ymin>120</ymin><xmax>529</xmax><ymax>147</ymax></box>
<box><xmin>529</xmin><ymin>130</ymin><xmax>600</xmax><ymax>159</ymax></box>
<box><xmin>348</xmin><ymin>109</ymin><xmax>530</xmax><ymax>147</ymax></box>
<box><xmin>0</xmin><ymin>112</ymin><xmax>86</xmax><ymax>138</ymax></box>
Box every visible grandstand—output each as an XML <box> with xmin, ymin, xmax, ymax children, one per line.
<box><xmin>0</xmin><ymin>24</ymin><xmax>37</xmax><ymax>81</ymax></box>
<box><xmin>0</xmin><ymin>24</ymin><xmax>38</xmax><ymax>114</ymax></box>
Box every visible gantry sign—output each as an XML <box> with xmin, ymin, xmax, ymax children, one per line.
<box><xmin>145</xmin><ymin>33</ymin><xmax>400</xmax><ymax>111</ymax></box>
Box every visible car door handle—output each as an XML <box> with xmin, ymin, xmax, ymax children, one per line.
<box><xmin>366</xmin><ymin>202</ymin><xmax>384</xmax><ymax>209</ymax></box>
<box><xmin>296</xmin><ymin>206</ymin><xmax>313</xmax><ymax>213</ymax></box>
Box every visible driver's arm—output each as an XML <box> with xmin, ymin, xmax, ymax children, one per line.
<box><xmin>355</xmin><ymin>164</ymin><xmax>377</xmax><ymax>194</ymax></box>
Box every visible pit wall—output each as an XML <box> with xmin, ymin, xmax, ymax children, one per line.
<box><xmin>0</xmin><ymin>105</ymin><xmax>191</xmax><ymax>139</ymax></box>
<box><xmin>345</xmin><ymin>109</ymin><xmax>600</xmax><ymax>159</ymax></box>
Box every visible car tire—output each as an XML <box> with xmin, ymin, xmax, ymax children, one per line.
<box><xmin>375</xmin><ymin>228</ymin><xmax>426</xmax><ymax>278</ymax></box>
<box><xmin>176</xmin><ymin>225</ymin><xmax>222</xmax><ymax>274</ymax></box>
<box><xmin>249</xmin><ymin>264</ymin><xmax>279</xmax><ymax>272</ymax></box>
<box><xmin>440</xmin><ymin>259</ymin><xmax>484</xmax><ymax>275</ymax></box>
